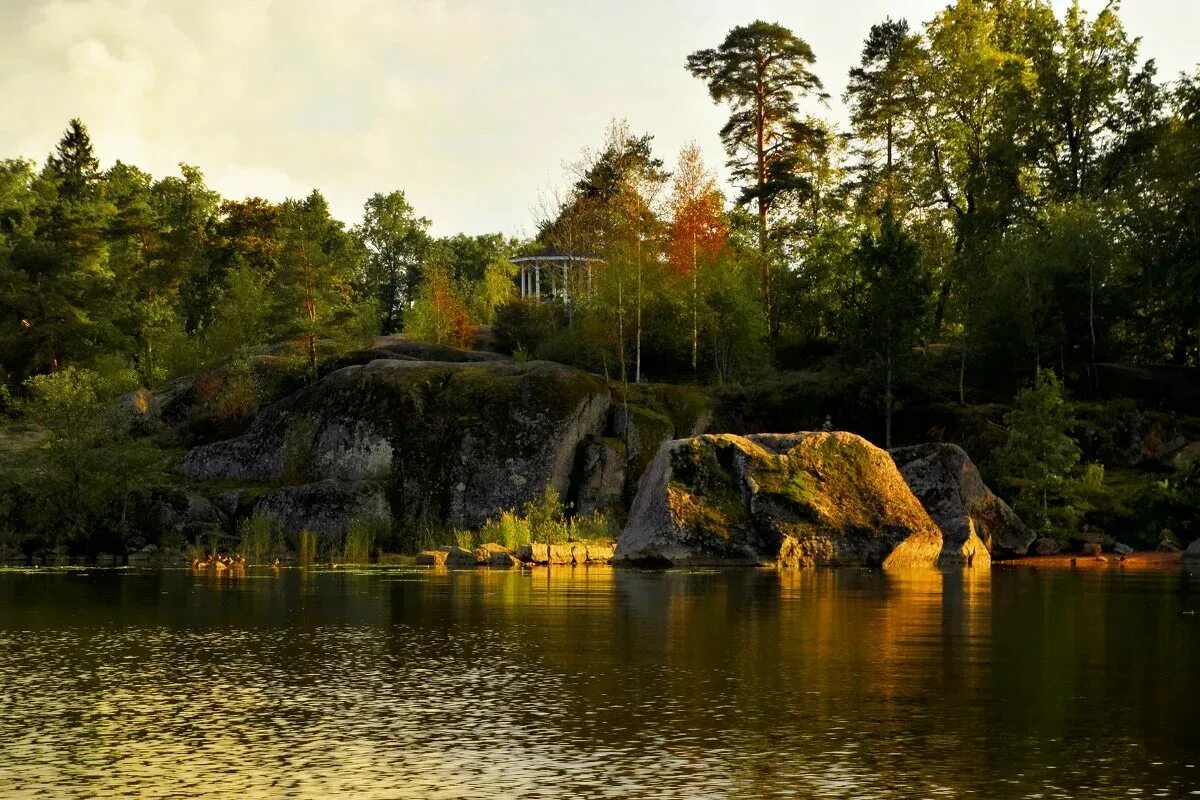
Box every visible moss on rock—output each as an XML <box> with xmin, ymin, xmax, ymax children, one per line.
<box><xmin>615</xmin><ymin>431</ymin><xmax>946</xmax><ymax>568</ymax></box>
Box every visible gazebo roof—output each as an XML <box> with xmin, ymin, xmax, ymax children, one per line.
<box><xmin>510</xmin><ymin>248</ymin><xmax>603</xmax><ymax>264</ymax></box>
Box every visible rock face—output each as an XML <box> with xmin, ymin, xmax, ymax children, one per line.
<box><xmin>573</xmin><ymin>437</ymin><xmax>626</xmax><ymax>516</ymax></box>
<box><xmin>615</xmin><ymin>432</ymin><xmax>946</xmax><ymax>568</ymax></box>
<box><xmin>891</xmin><ymin>443</ymin><xmax>1033</xmax><ymax>559</ymax></box>
<box><xmin>180</xmin><ymin>359</ymin><xmax>610</xmax><ymax>528</ymax></box>
<box><xmin>253</xmin><ymin>479</ymin><xmax>389</xmax><ymax>536</ymax></box>
<box><xmin>1182</xmin><ymin>539</ymin><xmax>1200</xmax><ymax>564</ymax></box>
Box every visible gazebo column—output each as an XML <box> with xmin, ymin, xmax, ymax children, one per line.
<box><xmin>535</xmin><ymin>265</ymin><xmax>541</xmax><ymax>299</ymax></box>
<box><xmin>562</xmin><ymin>262</ymin><xmax>569</xmax><ymax>304</ymax></box>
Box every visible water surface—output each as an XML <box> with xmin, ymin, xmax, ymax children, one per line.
<box><xmin>1</xmin><ymin>565</ymin><xmax>1198</xmax><ymax>798</ymax></box>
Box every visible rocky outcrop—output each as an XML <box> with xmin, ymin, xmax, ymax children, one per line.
<box><xmin>1182</xmin><ymin>539</ymin><xmax>1200</xmax><ymax>564</ymax></box>
<box><xmin>253</xmin><ymin>479</ymin><xmax>388</xmax><ymax>536</ymax></box>
<box><xmin>891</xmin><ymin>443</ymin><xmax>1033</xmax><ymax>559</ymax></box>
<box><xmin>180</xmin><ymin>358</ymin><xmax>610</xmax><ymax>528</ymax></box>
<box><xmin>615</xmin><ymin>432</ymin><xmax>947</xmax><ymax>568</ymax></box>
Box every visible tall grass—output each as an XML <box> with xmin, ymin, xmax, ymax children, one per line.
<box><xmin>296</xmin><ymin>529</ymin><xmax>318</xmax><ymax>567</ymax></box>
<box><xmin>478</xmin><ymin>509</ymin><xmax>526</xmax><ymax>550</ymax></box>
<box><xmin>237</xmin><ymin>513</ymin><xmax>282</xmax><ymax>564</ymax></box>
<box><xmin>471</xmin><ymin>487</ymin><xmax>616</xmax><ymax>548</ymax></box>
<box><xmin>342</xmin><ymin>513</ymin><xmax>391</xmax><ymax>563</ymax></box>
<box><xmin>452</xmin><ymin>529</ymin><xmax>476</xmax><ymax>550</ymax></box>
<box><xmin>570</xmin><ymin>511</ymin><xmax>617</xmax><ymax>543</ymax></box>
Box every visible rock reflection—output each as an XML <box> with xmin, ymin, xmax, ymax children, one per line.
<box><xmin>0</xmin><ymin>565</ymin><xmax>1197</xmax><ymax>798</ymax></box>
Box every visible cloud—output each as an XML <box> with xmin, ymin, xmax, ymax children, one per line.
<box><xmin>1</xmin><ymin>0</ymin><xmax>1195</xmax><ymax>235</ymax></box>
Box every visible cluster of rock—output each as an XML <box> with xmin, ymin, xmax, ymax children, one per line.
<box><xmin>151</xmin><ymin>341</ymin><xmax>710</xmax><ymax>542</ymax></box>
<box><xmin>613</xmin><ymin>433</ymin><xmax>1046</xmax><ymax>569</ymax></box>
<box><xmin>415</xmin><ymin>541</ymin><xmax>615</xmax><ymax>568</ymax></box>
<box><xmin>118</xmin><ymin>338</ymin><xmax>1186</xmax><ymax>572</ymax></box>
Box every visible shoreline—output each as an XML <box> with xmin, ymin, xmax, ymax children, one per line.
<box><xmin>996</xmin><ymin>551</ymin><xmax>1187</xmax><ymax>570</ymax></box>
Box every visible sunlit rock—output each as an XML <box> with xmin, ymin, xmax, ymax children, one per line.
<box><xmin>179</xmin><ymin>358</ymin><xmax>610</xmax><ymax>528</ymax></box>
<box><xmin>615</xmin><ymin>431</ymin><xmax>944</xmax><ymax>568</ymax></box>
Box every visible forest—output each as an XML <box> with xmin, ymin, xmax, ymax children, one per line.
<box><xmin>2</xmin><ymin>0</ymin><xmax>1199</xmax><ymax>557</ymax></box>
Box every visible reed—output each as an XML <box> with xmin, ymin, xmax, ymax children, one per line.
<box><xmin>237</xmin><ymin>513</ymin><xmax>282</xmax><ymax>565</ymax></box>
<box><xmin>296</xmin><ymin>529</ymin><xmax>318</xmax><ymax>567</ymax></box>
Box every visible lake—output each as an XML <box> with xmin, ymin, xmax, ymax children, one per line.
<box><xmin>1</xmin><ymin>565</ymin><xmax>1198</xmax><ymax>799</ymax></box>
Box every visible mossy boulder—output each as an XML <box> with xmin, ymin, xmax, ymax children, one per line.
<box><xmin>891</xmin><ymin>443</ymin><xmax>1032</xmax><ymax>559</ymax></box>
<box><xmin>181</xmin><ymin>358</ymin><xmax>609</xmax><ymax>528</ymax></box>
<box><xmin>615</xmin><ymin>431</ymin><xmax>946</xmax><ymax>568</ymax></box>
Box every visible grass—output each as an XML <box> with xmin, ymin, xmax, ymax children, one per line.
<box><xmin>342</xmin><ymin>514</ymin><xmax>391</xmax><ymax>563</ymax></box>
<box><xmin>296</xmin><ymin>529</ymin><xmax>318</xmax><ymax>567</ymax></box>
<box><xmin>237</xmin><ymin>513</ymin><xmax>282</xmax><ymax>565</ymax></box>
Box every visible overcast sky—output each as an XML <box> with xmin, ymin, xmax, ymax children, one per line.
<box><xmin>2</xmin><ymin>0</ymin><xmax>1197</xmax><ymax>236</ymax></box>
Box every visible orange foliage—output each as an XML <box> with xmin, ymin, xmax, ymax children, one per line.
<box><xmin>668</xmin><ymin>143</ymin><xmax>728</xmax><ymax>277</ymax></box>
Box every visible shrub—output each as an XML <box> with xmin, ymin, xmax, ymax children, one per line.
<box><xmin>523</xmin><ymin>485</ymin><xmax>569</xmax><ymax>544</ymax></box>
<box><xmin>494</xmin><ymin>299</ymin><xmax>557</xmax><ymax>355</ymax></box>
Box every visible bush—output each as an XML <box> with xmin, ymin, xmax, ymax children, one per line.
<box><xmin>494</xmin><ymin>299</ymin><xmax>558</xmax><ymax>355</ymax></box>
<box><xmin>523</xmin><ymin>485</ymin><xmax>569</xmax><ymax>544</ymax></box>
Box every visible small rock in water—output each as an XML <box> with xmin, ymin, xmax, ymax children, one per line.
<box><xmin>415</xmin><ymin>550</ymin><xmax>447</xmax><ymax>567</ymax></box>
<box><xmin>488</xmin><ymin>551</ymin><xmax>519</xmax><ymax>568</ymax></box>
<box><xmin>444</xmin><ymin>547</ymin><xmax>477</xmax><ymax>568</ymax></box>
<box><xmin>474</xmin><ymin>542</ymin><xmax>510</xmax><ymax>565</ymax></box>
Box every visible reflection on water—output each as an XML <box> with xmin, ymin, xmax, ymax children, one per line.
<box><xmin>0</xmin><ymin>565</ymin><xmax>1198</xmax><ymax>798</ymax></box>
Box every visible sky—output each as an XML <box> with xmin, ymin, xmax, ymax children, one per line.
<box><xmin>2</xmin><ymin>0</ymin><xmax>1198</xmax><ymax>237</ymax></box>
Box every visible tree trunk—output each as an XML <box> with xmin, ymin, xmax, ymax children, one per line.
<box><xmin>635</xmin><ymin>239</ymin><xmax>643</xmax><ymax>384</ymax></box>
<box><xmin>617</xmin><ymin>275</ymin><xmax>626</xmax><ymax>385</ymax></box>
<box><xmin>885</xmin><ymin>346</ymin><xmax>893</xmax><ymax>450</ymax></box>
<box><xmin>691</xmin><ymin>232</ymin><xmax>698</xmax><ymax>375</ymax></box>
<box><xmin>958</xmin><ymin>343</ymin><xmax>967</xmax><ymax>406</ymax></box>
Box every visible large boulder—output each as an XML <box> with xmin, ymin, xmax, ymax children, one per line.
<box><xmin>1182</xmin><ymin>539</ymin><xmax>1200</xmax><ymax>564</ymax></box>
<box><xmin>615</xmin><ymin>432</ymin><xmax>948</xmax><ymax>568</ymax></box>
<box><xmin>891</xmin><ymin>443</ymin><xmax>1034</xmax><ymax>558</ymax></box>
<box><xmin>181</xmin><ymin>359</ymin><xmax>610</xmax><ymax>528</ymax></box>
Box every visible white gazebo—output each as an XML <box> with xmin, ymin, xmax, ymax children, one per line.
<box><xmin>511</xmin><ymin>249</ymin><xmax>604</xmax><ymax>304</ymax></box>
